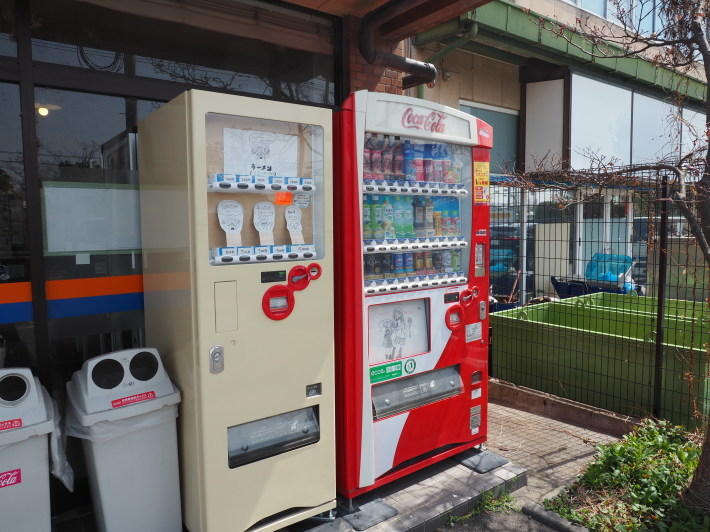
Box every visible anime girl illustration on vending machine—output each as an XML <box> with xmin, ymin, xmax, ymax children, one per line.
<box><xmin>380</xmin><ymin>307</ymin><xmax>412</xmax><ymax>360</ymax></box>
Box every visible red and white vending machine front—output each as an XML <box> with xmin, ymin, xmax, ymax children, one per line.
<box><xmin>334</xmin><ymin>91</ymin><xmax>492</xmax><ymax>499</ymax></box>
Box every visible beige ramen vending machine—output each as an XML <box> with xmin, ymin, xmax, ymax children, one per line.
<box><xmin>138</xmin><ymin>90</ymin><xmax>335</xmax><ymax>532</ymax></box>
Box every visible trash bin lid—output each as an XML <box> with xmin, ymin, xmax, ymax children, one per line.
<box><xmin>66</xmin><ymin>348</ymin><xmax>180</xmax><ymax>426</ymax></box>
<box><xmin>0</xmin><ymin>369</ymin><xmax>54</xmax><ymax>446</ymax></box>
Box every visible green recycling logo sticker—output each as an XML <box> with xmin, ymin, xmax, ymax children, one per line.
<box><xmin>404</xmin><ymin>358</ymin><xmax>416</xmax><ymax>374</ymax></box>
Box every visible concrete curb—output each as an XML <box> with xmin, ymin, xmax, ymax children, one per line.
<box><xmin>522</xmin><ymin>503</ymin><xmax>589</xmax><ymax>532</ymax></box>
<box><xmin>489</xmin><ymin>379</ymin><xmax>638</xmax><ymax>437</ymax></box>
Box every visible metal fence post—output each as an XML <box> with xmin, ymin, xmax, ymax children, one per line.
<box><xmin>652</xmin><ymin>174</ymin><xmax>669</xmax><ymax>418</ymax></box>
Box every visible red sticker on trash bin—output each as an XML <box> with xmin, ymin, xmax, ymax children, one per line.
<box><xmin>111</xmin><ymin>391</ymin><xmax>156</xmax><ymax>408</ymax></box>
<box><xmin>0</xmin><ymin>418</ymin><xmax>22</xmax><ymax>431</ymax></box>
<box><xmin>0</xmin><ymin>469</ymin><xmax>21</xmax><ymax>488</ymax></box>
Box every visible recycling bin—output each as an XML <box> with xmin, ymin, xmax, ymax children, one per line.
<box><xmin>65</xmin><ymin>348</ymin><xmax>182</xmax><ymax>532</ymax></box>
<box><xmin>0</xmin><ymin>368</ymin><xmax>54</xmax><ymax>532</ymax></box>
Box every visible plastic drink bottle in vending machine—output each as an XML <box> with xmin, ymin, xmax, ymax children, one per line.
<box><xmin>370</xmin><ymin>134</ymin><xmax>383</xmax><ymax>181</ymax></box>
<box><xmin>403</xmin><ymin>140</ymin><xmax>414</xmax><ymax>181</ymax></box>
<box><xmin>454</xmin><ymin>199</ymin><xmax>462</xmax><ymax>236</ymax></box>
<box><xmin>363</xmin><ymin>133</ymin><xmax>372</xmax><ymax>181</ymax></box>
<box><xmin>371</xmin><ymin>195</ymin><xmax>384</xmax><ymax>240</ymax></box>
<box><xmin>382</xmin><ymin>196</ymin><xmax>395</xmax><ymax>239</ymax></box>
<box><xmin>424</xmin><ymin>198</ymin><xmax>435</xmax><ymax>238</ymax></box>
<box><xmin>422</xmin><ymin>144</ymin><xmax>434</xmax><ymax>182</ymax></box>
<box><xmin>363</xmin><ymin>195</ymin><xmax>373</xmax><ymax>240</ymax></box>
<box><xmin>393</xmin><ymin>195</ymin><xmax>405</xmax><ymax>238</ymax></box>
<box><xmin>413</xmin><ymin>143</ymin><xmax>425</xmax><ymax>182</ymax></box>
<box><xmin>382</xmin><ymin>136</ymin><xmax>394</xmax><ymax>180</ymax></box>
<box><xmin>413</xmin><ymin>197</ymin><xmax>425</xmax><ymax>238</ymax></box>
<box><xmin>403</xmin><ymin>196</ymin><xmax>415</xmax><ymax>239</ymax></box>
<box><xmin>432</xmin><ymin>144</ymin><xmax>444</xmax><ymax>182</ymax></box>
<box><xmin>393</xmin><ymin>137</ymin><xmax>404</xmax><ymax>182</ymax></box>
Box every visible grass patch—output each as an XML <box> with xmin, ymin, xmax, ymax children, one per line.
<box><xmin>544</xmin><ymin>419</ymin><xmax>709</xmax><ymax>531</ymax></box>
<box><xmin>446</xmin><ymin>491</ymin><xmax>517</xmax><ymax>526</ymax></box>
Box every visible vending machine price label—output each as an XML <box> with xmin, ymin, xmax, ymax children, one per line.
<box><xmin>369</xmin><ymin>361</ymin><xmax>403</xmax><ymax>383</ymax></box>
<box><xmin>274</xmin><ymin>192</ymin><xmax>293</xmax><ymax>205</ymax></box>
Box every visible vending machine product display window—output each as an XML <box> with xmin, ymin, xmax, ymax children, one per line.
<box><xmin>205</xmin><ymin>113</ymin><xmax>326</xmax><ymax>265</ymax></box>
<box><xmin>334</xmin><ymin>91</ymin><xmax>492</xmax><ymax>499</ymax></box>
<box><xmin>360</xmin><ymin>136</ymin><xmax>473</xmax><ymax>295</ymax></box>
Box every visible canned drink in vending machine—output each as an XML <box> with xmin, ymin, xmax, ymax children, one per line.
<box><xmin>451</xmin><ymin>249</ymin><xmax>461</xmax><ymax>272</ymax></box>
<box><xmin>403</xmin><ymin>252</ymin><xmax>414</xmax><ymax>276</ymax></box>
<box><xmin>381</xmin><ymin>253</ymin><xmax>394</xmax><ymax>279</ymax></box>
<box><xmin>364</xmin><ymin>254</ymin><xmax>377</xmax><ymax>280</ymax></box>
<box><xmin>441</xmin><ymin>250</ymin><xmax>452</xmax><ymax>273</ymax></box>
<box><xmin>432</xmin><ymin>250</ymin><xmax>443</xmax><ymax>274</ymax></box>
<box><xmin>392</xmin><ymin>252</ymin><xmax>404</xmax><ymax>278</ymax></box>
<box><xmin>414</xmin><ymin>252</ymin><xmax>424</xmax><ymax>274</ymax></box>
<box><xmin>423</xmin><ymin>251</ymin><xmax>434</xmax><ymax>274</ymax></box>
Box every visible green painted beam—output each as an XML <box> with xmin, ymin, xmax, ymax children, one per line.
<box><xmin>437</xmin><ymin>0</ymin><xmax>708</xmax><ymax>102</ymax></box>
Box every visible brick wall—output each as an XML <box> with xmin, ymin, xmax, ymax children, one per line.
<box><xmin>345</xmin><ymin>16</ymin><xmax>404</xmax><ymax>95</ymax></box>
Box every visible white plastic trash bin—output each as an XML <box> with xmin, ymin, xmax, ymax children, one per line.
<box><xmin>65</xmin><ymin>347</ymin><xmax>182</xmax><ymax>532</ymax></box>
<box><xmin>0</xmin><ymin>368</ymin><xmax>54</xmax><ymax>532</ymax></box>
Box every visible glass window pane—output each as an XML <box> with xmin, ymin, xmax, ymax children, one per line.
<box><xmin>0</xmin><ymin>0</ymin><xmax>15</xmax><ymax>57</ymax></box>
<box><xmin>681</xmin><ymin>107</ymin><xmax>705</xmax><ymax>158</ymax></box>
<box><xmin>582</xmin><ymin>0</ymin><xmax>607</xmax><ymax>17</ymax></box>
<box><xmin>632</xmin><ymin>93</ymin><xmax>678</xmax><ymax>163</ymax></box>
<box><xmin>571</xmin><ymin>75</ymin><xmax>632</xmax><ymax>168</ymax></box>
<box><xmin>30</xmin><ymin>0</ymin><xmax>335</xmax><ymax>105</ymax></box>
<box><xmin>35</xmin><ymin>88</ymin><xmax>144</xmax><ymax>377</ymax></box>
<box><xmin>461</xmin><ymin>104</ymin><xmax>518</xmax><ymax>175</ymax></box>
<box><xmin>0</xmin><ymin>82</ymin><xmax>35</xmax><ymax>369</ymax></box>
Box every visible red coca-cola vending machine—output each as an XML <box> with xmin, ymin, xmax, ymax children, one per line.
<box><xmin>334</xmin><ymin>91</ymin><xmax>493</xmax><ymax>499</ymax></box>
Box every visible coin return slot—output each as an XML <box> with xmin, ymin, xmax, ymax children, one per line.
<box><xmin>471</xmin><ymin>371</ymin><xmax>482</xmax><ymax>384</ymax></box>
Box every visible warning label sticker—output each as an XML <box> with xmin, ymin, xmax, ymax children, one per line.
<box><xmin>0</xmin><ymin>419</ymin><xmax>22</xmax><ymax>432</ymax></box>
<box><xmin>111</xmin><ymin>391</ymin><xmax>156</xmax><ymax>409</ymax></box>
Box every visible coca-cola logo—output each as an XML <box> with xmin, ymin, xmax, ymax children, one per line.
<box><xmin>0</xmin><ymin>469</ymin><xmax>21</xmax><ymax>488</ymax></box>
<box><xmin>401</xmin><ymin>108</ymin><xmax>446</xmax><ymax>134</ymax></box>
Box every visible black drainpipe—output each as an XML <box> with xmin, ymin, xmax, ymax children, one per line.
<box><xmin>358</xmin><ymin>0</ymin><xmax>437</xmax><ymax>90</ymax></box>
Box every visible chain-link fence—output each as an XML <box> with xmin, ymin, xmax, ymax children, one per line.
<box><xmin>489</xmin><ymin>171</ymin><xmax>708</xmax><ymax>428</ymax></box>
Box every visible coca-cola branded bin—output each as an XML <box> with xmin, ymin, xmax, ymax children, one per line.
<box><xmin>0</xmin><ymin>368</ymin><xmax>54</xmax><ymax>532</ymax></box>
<box><xmin>65</xmin><ymin>348</ymin><xmax>182</xmax><ymax>532</ymax></box>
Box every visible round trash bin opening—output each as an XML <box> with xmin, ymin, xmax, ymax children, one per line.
<box><xmin>129</xmin><ymin>351</ymin><xmax>159</xmax><ymax>382</ymax></box>
<box><xmin>91</xmin><ymin>359</ymin><xmax>125</xmax><ymax>390</ymax></box>
<box><xmin>0</xmin><ymin>374</ymin><xmax>29</xmax><ymax>405</ymax></box>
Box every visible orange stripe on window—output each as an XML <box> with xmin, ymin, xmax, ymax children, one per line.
<box><xmin>0</xmin><ymin>282</ymin><xmax>32</xmax><ymax>304</ymax></box>
<box><xmin>46</xmin><ymin>275</ymin><xmax>144</xmax><ymax>300</ymax></box>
